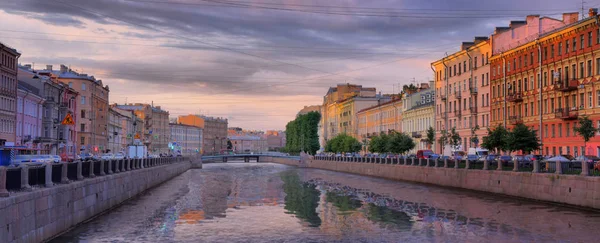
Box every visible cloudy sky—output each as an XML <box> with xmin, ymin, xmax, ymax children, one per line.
<box><xmin>0</xmin><ymin>0</ymin><xmax>587</xmax><ymax>130</ymax></box>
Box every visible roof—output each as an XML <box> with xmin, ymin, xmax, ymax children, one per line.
<box><xmin>357</xmin><ymin>98</ymin><xmax>402</xmax><ymax>114</ymax></box>
<box><xmin>0</xmin><ymin>41</ymin><xmax>21</xmax><ymax>56</ymax></box>
<box><xmin>228</xmin><ymin>135</ymin><xmax>264</xmax><ymax>141</ymax></box>
<box><xmin>169</xmin><ymin>123</ymin><xmax>203</xmax><ymax>129</ymax></box>
<box><xmin>17</xmin><ymin>81</ymin><xmax>40</xmax><ymax>96</ymax></box>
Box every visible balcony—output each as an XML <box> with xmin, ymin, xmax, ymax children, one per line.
<box><xmin>454</xmin><ymin>90</ymin><xmax>462</xmax><ymax>99</ymax></box>
<box><xmin>440</xmin><ymin>93</ymin><xmax>447</xmax><ymax>100</ymax></box>
<box><xmin>554</xmin><ymin>80</ymin><xmax>578</xmax><ymax>92</ymax></box>
<box><xmin>469</xmin><ymin>105</ymin><xmax>478</xmax><ymax>113</ymax></box>
<box><xmin>469</xmin><ymin>87</ymin><xmax>478</xmax><ymax>95</ymax></box>
<box><xmin>507</xmin><ymin>92</ymin><xmax>523</xmax><ymax>103</ymax></box>
<box><xmin>455</xmin><ymin>109</ymin><xmax>462</xmax><ymax>117</ymax></box>
<box><xmin>509</xmin><ymin>116</ymin><xmax>523</xmax><ymax>125</ymax></box>
<box><xmin>412</xmin><ymin>132</ymin><xmax>422</xmax><ymax>138</ymax></box>
<box><xmin>555</xmin><ymin>108</ymin><xmax>579</xmax><ymax>120</ymax></box>
<box><xmin>441</xmin><ymin>113</ymin><xmax>447</xmax><ymax>119</ymax></box>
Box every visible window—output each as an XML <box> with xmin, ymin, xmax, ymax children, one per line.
<box><xmin>474</xmin><ymin>57</ymin><xmax>478</xmax><ymax>68</ymax></box>
<box><xmin>525</xmin><ymin>103</ymin><xmax>528</xmax><ymax>116</ymax></box>
<box><xmin>68</xmin><ymin>82</ymin><xmax>73</xmax><ymax>88</ymax></box>
<box><xmin>545</xmin><ymin>124</ymin><xmax>548</xmax><ymax>137</ymax></box>
<box><xmin>573</xmin><ymin>37</ymin><xmax>577</xmax><ymax>51</ymax></box>
<box><xmin>558</xmin><ymin>124</ymin><xmax>562</xmax><ymax>137</ymax></box>
<box><xmin>524</xmin><ymin>54</ymin><xmax>528</xmax><ymax>66</ymax></box>
<box><xmin>565</xmin><ymin>66</ymin><xmax>570</xmax><ymax>80</ymax></box>
<box><xmin>530</xmin><ymin>52</ymin><xmax>534</xmax><ymax>64</ymax></box>
<box><xmin>543</xmin><ymin>47</ymin><xmax>547</xmax><ymax>60</ymax></box>
<box><xmin>589</xmin><ymin>60</ymin><xmax>593</xmax><ymax>77</ymax></box>
<box><xmin>80</xmin><ymin>123</ymin><xmax>85</xmax><ymax>132</ymax></box>
<box><xmin>558</xmin><ymin>42</ymin><xmax>562</xmax><ymax>55</ymax></box>
<box><xmin>580</xmin><ymin>62</ymin><xmax>584</xmax><ymax>78</ymax></box>
<box><xmin>566</xmin><ymin>123</ymin><xmax>571</xmax><ymax>137</ymax></box>
<box><xmin>566</xmin><ymin>40</ymin><xmax>570</xmax><ymax>53</ymax></box>
<box><xmin>589</xmin><ymin>91</ymin><xmax>593</xmax><ymax>108</ymax></box>
<box><xmin>81</xmin><ymin>110</ymin><xmax>85</xmax><ymax>119</ymax></box>
<box><xmin>552</xmin><ymin>124</ymin><xmax>555</xmax><ymax>138</ymax></box>
<box><xmin>581</xmin><ymin>34</ymin><xmax>585</xmax><ymax>49</ymax></box>
<box><xmin>507</xmin><ymin>61</ymin><xmax>511</xmax><ymax>72</ymax></box>
<box><xmin>81</xmin><ymin>83</ymin><xmax>86</xmax><ymax>91</ymax></box>
<box><xmin>80</xmin><ymin>136</ymin><xmax>85</xmax><ymax>145</ymax></box>
<box><xmin>543</xmin><ymin>72</ymin><xmax>547</xmax><ymax>86</ymax></box>
<box><xmin>597</xmin><ymin>91</ymin><xmax>600</xmax><ymax>106</ymax></box>
<box><xmin>550</xmin><ymin>45</ymin><xmax>554</xmax><ymax>58</ymax></box>
<box><xmin>589</xmin><ymin>31</ymin><xmax>593</xmax><ymax>47</ymax></box>
<box><xmin>572</xmin><ymin>64</ymin><xmax>576</xmax><ymax>80</ymax></box>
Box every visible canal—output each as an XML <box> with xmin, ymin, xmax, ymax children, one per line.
<box><xmin>51</xmin><ymin>162</ymin><xmax>600</xmax><ymax>242</ymax></box>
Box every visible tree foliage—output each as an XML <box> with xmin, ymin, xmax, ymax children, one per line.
<box><xmin>470</xmin><ymin>125</ymin><xmax>480</xmax><ymax>146</ymax></box>
<box><xmin>386</xmin><ymin>132</ymin><xmax>416</xmax><ymax>155</ymax></box>
<box><xmin>284</xmin><ymin>111</ymin><xmax>321</xmax><ymax>154</ymax></box>
<box><xmin>448</xmin><ymin>127</ymin><xmax>461</xmax><ymax>149</ymax></box>
<box><xmin>368</xmin><ymin>133</ymin><xmax>390</xmax><ymax>153</ymax></box>
<box><xmin>324</xmin><ymin>133</ymin><xmax>362</xmax><ymax>153</ymax></box>
<box><xmin>481</xmin><ymin>124</ymin><xmax>509</xmax><ymax>154</ymax></box>
<box><xmin>505</xmin><ymin>123</ymin><xmax>541</xmax><ymax>154</ymax></box>
<box><xmin>574</xmin><ymin>116</ymin><xmax>597</xmax><ymax>156</ymax></box>
<box><xmin>426</xmin><ymin>126</ymin><xmax>435</xmax><ymax>149</ymax></box>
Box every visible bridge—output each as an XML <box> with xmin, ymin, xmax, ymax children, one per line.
<box><xmin>201</xmin><ymin>154</ymin><xmax>300</xmax><ymax>163</ymax></box>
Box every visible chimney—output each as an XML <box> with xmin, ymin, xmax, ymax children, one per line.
<box><xmin>562</xmin><ymin>12</ymin><xmax>579</xmax><ymax>25</ymax></box>
<box><xmin>46</xmin><ymin>65</ymin><xmax>52</xmax><ymax>71</ymax></box>
<box><xmin>461</xmin><ymin>42</ymin><xmax>475</xmax><ymax>51</ymax></box>
<box><xmin>60</xmin><ymin>64</ymin><xmax>68</xmax><ymax>73</ymax></box>
<box><xmin>589</xmin><ymin>8</ymin><xmax>598</xmax><ymax>17</ymax></box>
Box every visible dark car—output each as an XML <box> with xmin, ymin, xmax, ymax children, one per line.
<box><xmin>79</xmin><ymin>153</ymin><xmax>96</xmax><ymax>161</ymax></box>
<box><xmin>561</xmin><ymin>154</ymin><xmax>575</xmax><ymax>161</ymax></box>
<box><xmin>466</xmin><ymin>154</ymin><xmax>479</xmax><ymax>162</ymax></box>
<box><xmin>498</xmin><ymin>155</ymin><xmax>512</xmax><ymax>164</ymax></box>
<box><xmin>485</xmin><ymin>154</ymin><xmax>497</xmax><ymax>161</ymax></box>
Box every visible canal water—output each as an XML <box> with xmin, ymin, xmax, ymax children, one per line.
<box><xmin>51</xmin><ymin>162</ymin><xmax>600</xmax><ymax>242</ymax></box>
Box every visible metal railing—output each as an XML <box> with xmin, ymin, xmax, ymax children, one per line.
<box><xmin>0</xmin><ymin>157</ymin><xmax>189</xmax><ymax>197</ymax></box>
<box><xmin>311</xmin><ymin>156</ymin><xmax>600</xmax><ymax>177</ymax></box>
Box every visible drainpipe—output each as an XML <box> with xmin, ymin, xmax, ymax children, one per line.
<box><xmin>430</xmin><ymin>64</ymin><xmax>436</xmax><ymax>151</ymax></box>
<box><xmin>466</xmin><ymin>50</ymin><xmax>473</xmax><ymax>150</ymax></box>
<box><xmin>537</xmin><ymin>40</ymin><xmax>543</xmax><ymax>155</ymax></box>
<box><xmin>442</xmin><ymin>54</ymin><xmax>449</xmax><ymax>154</ymax></box>
<box><xmin>502</xmin><ymin>53</ymin><xmax>507</xmax><ymax>128</ymax></box>
<box><xmin>21</xmin><ymin>91</ymin><xmax>30</xmax><ymax>147</ymax></box>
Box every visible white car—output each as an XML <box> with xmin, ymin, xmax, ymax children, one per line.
<box><xmin>100</xmin><ymin>153</ymin><xmax>114</xmax><ymax>160</ymax></box>
<box><xmin>43</xmin><ymin>155</ymin><xmax>61</xmax><ymax>163</ymax></box>
<box><xmin>32</xmin><ymin>155</ymin><xmax>53</xmax><ymax>163</ymax></box>
<box><xmin>114</xmin><ymin>152</ymin><xmax>125</xmax><ymax>160</ymax></box>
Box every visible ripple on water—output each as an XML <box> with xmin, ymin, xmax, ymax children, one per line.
<box><xmin>50</xmin><ymin>163</ymin><xmax>600</xmax><ymax>243</ymax></box>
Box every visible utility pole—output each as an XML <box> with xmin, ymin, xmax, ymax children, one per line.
<box><xmin>582</xmin><ymin>0</ymin><xmax>587</xmax><ymax>18</ymax></box>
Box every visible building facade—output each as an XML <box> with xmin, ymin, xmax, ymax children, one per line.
<box><xmin>229</xmin><ymin>135</ymin><xmax>268</xmax><ymax>153</ymax></box>
<box><xmin>114</xmin><ymin>103</ymin><xmax>170</xmax><ymax>154</ymax></box>
<box><xmin>111</xmin><ymin>106</ymin><xmax>143</xmax><ymax>149</ymax></box>
<box><xmin>178</xmin><ymin>115</ymin><xmax>228</xmax><ymax>155</ymax></box>
<box><xmin>170</xmin><ymin>123</ymin><xmax>203</xmax><ymax>156</ymax></box>
<box><xmin>401</xmin><ymin>87</ymin><xmax>435</xmax><ymax>153</ymax></box>
<box><xmin>266</xmin><ymin>130</ymin><xmax>286</xmax><ymax>151</ymax></box>
<box><xmin>0</xmin><ymin>42</ymin><xmax>20</xmax><ymax>146</ymax></box>
<box><xmin>490</xmin><ymin>10</ymin><xmax>600</xmax><ymax>157</ymax></box>
<box><xmin>19</xmin><ymin>65</ymin><xmax>79</xmax><ymax>156</ymax></box>
<box><xmin>16</xmin><ymin>82</ymin><xmax>44</xmax><ymax>152</ymax></box>
<box><xmin>107</xmin><ymin>107</ymin><xmax>124</xmax><ymax>153</ymax></box>
<box><xmin>356</xmin><ymin>98</ymin><xmax>402</xmax><ymax>145</ymax></box>
<box><xmin>433</xmin><ymin>38</ymin><xmax>492</xmax><ymax>153</ymax></box>
<box><xmin>297</xmin><ymin>105</ymin><xmax>321</xmax><ymax>116</ymax></box>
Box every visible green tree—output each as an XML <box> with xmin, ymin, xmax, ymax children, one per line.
<box><xmin>426</xmin><ymin>126</ymin><xmax>435</xmax><ymax>150</ymax></box>
<box><xmin>368</xmin><ymin>133</ymin><xmax>390</xmax><ymax>153</ymax></box>
<box><xmin>438</xmin><ymin>130</ymin><xmax>448</xmax><ymax>150</ymax></box>
<box><xmin>574</xmin><ymin>116</ymin><xmax>597</xmax><ymax>157</ymax></box>
<box><xmin>505</xmin><ymin>123</ymin><xmax>541</xmax><ymax>154</ymax></box>
<box><xmin>387</xmin><ymin>132</ymin><xmax>415</xmax><ymax>155</ymax></box>
<box><xmin>481</xmin><ymin>124</ymin><xmax>509</xmax><ymax>154</ymax></box>
<box><xmin>284</xmin><ymin>111</ymin><xmax>321</xmax><ymax>154</ymax></box>
<box><xmin>448</xmin><ymin>127</ymin><xmax>461</xmax><ymax>150</ymax></box>
<box><xmin>324</xmin><ymin>133</ymin><xmax>361</xmax><ymax>153</ymax></box>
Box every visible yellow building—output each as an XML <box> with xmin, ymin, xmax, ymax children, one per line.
<box><xmin>356</xmin><ymin>99</ymin><xmax>402</xmax><ymax>142</ymax></box>
<box><xmin>401</xmin><ymin>86</ymin><xmax>435</xmax><ymax>153</ymax></box>
<box><xmin>320</xmin><ymin>84</ymin><xmax>389</xmax><ymax>148</ymax></box>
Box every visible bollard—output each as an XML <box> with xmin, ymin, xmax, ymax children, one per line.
<box><xmin>418</xmin><ymin>158</ymin><xmax>422</xmax><ymax>166</ymax></box>
<box><xmin>89</xmin><ymin>160</ymin><xmax>95</xmax><ymax>178</ymax></box>
<box><xmin>76</xmin><ymin>161</ymin><xmax>83</xmax><ymax>180</ymax></box>
<box><xmin>532</xmin><ymin>159</ymin><xmax>539</xmax><ymax>173</ymax></box>
<box><xmin>141</xmin><ymin>158</ymin><xmax>145</xmax><ymax>169</ymax></box>
<box><xmin>115</xmin><ymin>159</ymin><xmax>121</xmax><ymax>173</ymax></box>
<box><xmin>411</xmin><ymin>158</ymin><xmax>415</xmax><ymax>166</ymax></box>
<box><xmin>556</xmin><ymin>161</ymin><xmax>563</xmax><ymax>174</ymax></box>
<box><xmin>483</xmin><ymin>159</ymin><xmax>489</xmax><ymax>170</ymax></box>
<box><xmin>0</xmin><ymin>166</ymin><xmax>9</xmax><ymax>197</ymax></box>
<box><xmin>513</xmin><ymin>159</ymin><xmax>519</xmax><ymax>172</ymax></box>
<box><xmin>99</xmin><ymin>160</ymin><xmax>106</xmax><ymax>176</ymax></box>
<box><xmin>45</xmin><ymin>163</ymin><xmax>53</xmax><ymax>187</ymax></box>
<box><xmin>61</xmin><ymin>162</ymin><xmax>69</xmax><ymax>184</ymax></box>
<box><xmin>434</xmin><ymin>159</ymin><xmax>438</xmax><ymax>167</ymax></box>
<box><xmin>107</xmin><ymin>159</ymin><xmax>113</xmax><ymax>174</ymax></box>
<box><xmin>497</xmin><ymin>159</ymin><xmax>503</xmax><ymax>171</ymax></box>
<box><xmin>127</xmin><ymin>158</ymin><xmax>131</xmax><ymax>170</ymax></box>
<box><xmin>426</xmin><ymin>159</ymin><xmax>430</xmax><ymax>167</ymax></box>
<box><xmin>581</xmin><ymin>161</ymin><xmax>590</xmax><ymax>176</ymax></box>
<box><xmin>465</xmin><ymin>160</ymin><xmax>470</xmax><ymax>169</ymax></box>
<box><xmin>444</xmin><ymin>158</ymin><xmax>448</xmax><ymax>168</ymax></box>
<box><xmin>20</xmin><ymin>164</ymin><xmax>32</xmax><ymax>191</ymax></box>
<box><xmin>454</xmin><ymin>159</ymin><xmax>459</xmax><ymax>169</ymax></box>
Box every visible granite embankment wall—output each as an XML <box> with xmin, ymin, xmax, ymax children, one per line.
<box><xmin>267</xmin><ymin>157</ymin><xmax>600</xmax><ymax>210</ymax></box>
<box><xmin>0</xmin><ymin>158</ymin><xmax>196</xmax><ymax>243</ymax></box>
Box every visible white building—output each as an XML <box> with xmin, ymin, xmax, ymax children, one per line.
<box><xmin>169</xmin><ymin>123</ymin><xmax>203</xmax><ymax>156</ymax></box>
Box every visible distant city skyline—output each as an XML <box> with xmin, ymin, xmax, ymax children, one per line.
<box><xmin>0</xmin><ymin>0</ymin><xmax>583</xmax><ymax>130</ymax></box>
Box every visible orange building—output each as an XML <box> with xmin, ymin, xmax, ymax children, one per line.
<box><xmin>490</xmin><ymin>9</ymin><xmax>600</xmax><ymax>157</ymax></box>
<box><xmin>356</xmin><ymin>98</ymin><xmax>402</xmax><ymax>151</ymax></box>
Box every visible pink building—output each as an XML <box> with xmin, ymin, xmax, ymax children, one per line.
<box><xmin>16</xmin><ymin>82</ymin><xmax>44</xmax><ymax>151</ymax></box>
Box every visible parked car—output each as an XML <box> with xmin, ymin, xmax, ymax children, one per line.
<box><xmin>451</xmin><ymin>151</ymin><xmax>465</xmax><ymax>161</ymax></box>
<box><xmin>485</xmin><ymin>154</ymin><xmax>497</xmax><ymax>162</ymax></box>
<box><xmin>12</xmin><ymin>155</ymin><xmax>32</xmax><ymax>166</ymax></box>
<box><xmin>524</xmin><ymin>154</ymin><xmax>544</xmax><ymax>162</ymax></box>
<box><xmin>416</xmin><ymin>150</ymin><xmax>434</xmax><ymax>159</ymax></box>
<box><xmin>50</xmin><ymin>155</ymin><xmax>61</xmax><ymax>163</ymax></box>
<box><xmin>79</xmin><ymin>153</ymin><xmax>95</xmax><ymax>161</ymax></box>
<box><xmin>429</xmin><ymin>154</ymin><xmax>440</xmax><ymax>160</ymax></box>
<box><xmin>100</xmin><ymin>153</ymin><xmax>114</xmax><ymax>160</ymax></box>
<box><xmin>561</xmin><ymin>154</ymin><xmax>575</xmax><ymax>161</ymax></box>
<box><xmin>114</xmin><ymin>152</ymin><xmax>126</xmax><ymax>160</ymax></box>
<box><xmin>575</xmin><ymin>155</ymin><xmax>600</xmax><ymax>163</ymax></box>
<box><xmin>466</xmin><ymin>154</ymin><xmax>479</xmax><ymax>162</ymax></box>
<box><xmin>497</xmin><ymin>155</ymin><xmax>512</xmax><ymax>164</ymax></box>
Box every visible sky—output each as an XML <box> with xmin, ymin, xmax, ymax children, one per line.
<box><xmin>0</xmin><ymin>0</ymin><xmax>589</xmax><ymax>130</ymax></box>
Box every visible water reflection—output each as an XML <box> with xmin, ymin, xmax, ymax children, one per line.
<box><xmin>280</xmin><ymin>171</ymin><xmax>321</xmax><ymax>227</ymax></box>
<box><xmin>51</xmin><ymin>163</ymin><xmax>600</xmax><ymax>243</ymax></box>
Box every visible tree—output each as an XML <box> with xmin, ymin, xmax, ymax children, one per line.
<box><xmin>284</xmin><ymin>111</ymin><xmax>321</xmax><ymax>154</ymax></box>
<box><xmin>369</xmin><ymin>133</ymin><xmax>390</xmax><ymax>153</ymax></box>
<box><xmin>438</xmin><ymin>130</ymin><xmax>448</xmax><ymax>150</ymax></box>
<box><xmin>505</xmin><ymin>123</ymin><xmax>541</xmax><ymax>154</ymax></box>
<box><xmin>481</xmin><ymin>124</ymin><xmax>509</xmax><ymax>154</ymax></box>
<box><xmin>426</xmin><ymin>126</ymin><xmax>435</xmax><ymax>150</ymax></box>
<box><xmin>574</xmin><ymin>116</ymin><xmax>597</xmax><ymax>157</ymax></box>
<box><xmin>324</xmin><ymin>134</ymin><xmax>361</xmax><ymax>153</ymax></box>
<box><xmin>387</xmin><ymin>132</ymin><xmax>415</xmax><ymax>155</ymax></box>
<box><xmin>448</xmin><ymin>127</ymin><xmax>461</xmax><ymax>150</ymax></box>
<box><xmin>470</xmin><ymin>125</ymin><xmax>480</xmax><ymax>147</ymax></box>
<box><xmin>227</xmin><ymin>139</ymin><xmax>233</xmax><ymax>150</ymax></box>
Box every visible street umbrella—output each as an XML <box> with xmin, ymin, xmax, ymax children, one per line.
<box><xmin>546</xmin><ymin>155</ymin><xmax>571</xmax><ymax>162</ymax></box>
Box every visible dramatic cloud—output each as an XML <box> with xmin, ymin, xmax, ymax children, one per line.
<box><xmin>0</xmin><ymin>0</ymin><xmax>581</xmax><ymax>129</ymax></box>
